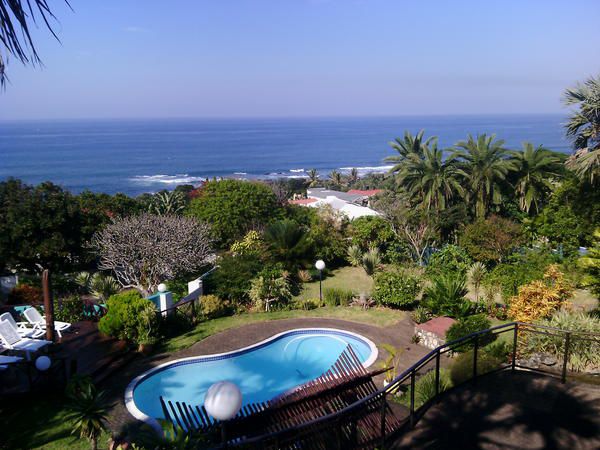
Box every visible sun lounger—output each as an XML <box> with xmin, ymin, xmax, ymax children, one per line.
<box><xmin>22</xmin><ymin>307</ymin><xmax>71</xmax><ymax>338</ymax></box>
<box><xmin>0</xmin><ymin>321</ymin><xmax>51</xmax><ymax>360</ymax></box>
<box><xmin>0</xmin><ymin>312</ymin><xmax>43</xmax><ymax>339</ymax></box>
<box><xmin>0</xmin><ymin>354</ymin><xmax>23</xmax><ymax>371</ymax></box>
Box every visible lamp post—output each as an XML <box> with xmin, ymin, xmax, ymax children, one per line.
<box><xmin>204</xmin><ymin>381</ymin><xmax>243</xmax><ymax>447</ymax></box>
<box><xmin>315</xmin><ymin>259</ymin><xmax>325</xmax><ymax>302</ymax></box>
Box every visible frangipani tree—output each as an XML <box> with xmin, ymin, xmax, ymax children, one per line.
<box><xmin>92</xmin><ymin>213</ymin><xmax>213</xmax><ymax>295</ymax></box>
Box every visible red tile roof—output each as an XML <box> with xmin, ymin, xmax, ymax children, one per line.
<box><xmin>347</xmin><ymin>189</ymin><xmax>384</xmax><ymax>196</ymax></box>
<box><xmin>415</xmin><ymin>317</ymin><xmax>457</xmax><ymax>337</ymax></box>
<box><xmin>289</xmin><ymin>198</ymin><xmax>319</xmax><ymax>205</ymax></box>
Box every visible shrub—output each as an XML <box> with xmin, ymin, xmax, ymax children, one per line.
<box><xmin>508</xmin><ymin>265</ymin><xmax>572</xmax><ymax>323</ymax></box>
<box><xmin>98</xmin><ymin>291</ymin><xmax>158</xmax><ymax>344</ymax></box>
<box><xmin>55</xmin><ymin>296</ymin><xmax>86</xmax><ymax>323</ymax></box>
<box><xmin>7</xmin><ymin>284</ymin><xmax>43</xmax><ymax>305</ymax></box>
<box><xmin>579</xmin><ymin>228</ymin><xmax>600</xmax><ymax>296</ymax></box>
<box><xmin>411</xmin><ymin>306</ymin><xmax>431</xmax><ymax>324</ymax></box>
<box><xmin>399</xmin><ymin>369</ymin><xmax>452</xmax><ymax>409</ymax></box>
<box><xmin>200</xmin><ymin>295</ymin><xmax>230</xmax><ymax>319</ymax></box>
<box><xmin>529</xmin><ymin>310</ymin><xmax>600</xmax><ymax>372</ymax></box>
<box><xmin>450</xmin><ymin>350</ymin><xmax>504</xmax><ymax>385</ymax></box>
<box><xmin>229</xmin><ymin>230</ymin><xmax>264</xmax><ymax>257</ymax></box>
<box><xmin>372</xmin><ymin>269</ymin><xmax>422</xmax><ymax>309</ymax></box>
<box><xmin>459</xmin><ymin>215</ymin><xmax>524</xmax><ymax>264</ymax></box>
<box><xmin>323</xmin><ymin>288</ymin><xmax>354</xmax><ymax>307</ymax></box>
<box><xmin>483</xmin><ymin>249</ymin><xmax>557</xmax><ymax>300</ymax></box>
<box><xmin>248</xmin><ymin>268</ymin><xmax>292</xmax><ymax>311</ymax></box>
<box><xmin>187</xmin><ymin>179</ymin><xmax>281</xmax><ymax>246</ymax></box>
<box><xmin>422</xmin><ymin>274</ymin><xmax>471</xmax><ymax>318</ymax></box>
<box><xmin>295</xmin><ymin>298</ymin><xmax>320</xmax><ymax>310</ymax></box>
<box><xmin>484</xmin><ymin>341</ymin><xmax>511</xmax><ymax>360</ymax></box>
<box><xmin>445</xmin><ymin>314</ymin><xmax>495</xmax><ymax>352</ymax></box>
<box><xmin>426</xmin><ymin>245</ymin><xmax>472</xmax><ymax>278</ymax></box>
<box><xmin>208</xmin><ymin>254</ymin><xmax>263</xmax><ymax>304</ymax></box>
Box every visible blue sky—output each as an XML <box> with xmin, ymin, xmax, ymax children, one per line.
<box><xmin>1</xmin><ymin>0</ymin><xmax>599</xmax><ymax>120</ymax></box>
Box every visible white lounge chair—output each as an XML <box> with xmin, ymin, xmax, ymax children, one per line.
<box><xmin>0</xmin><ymin>312</ymin><xmax>43</xmax><ymax>339</ymax></box>
<box><xmin>0</xmin><ymin>321</ymin><xmax>51</xmax><ymax>360</ymax></box>
<box><xmin>23</xmin><ymin>307</ymin><xmax>71</xmax><ymax>338</ymax></box>
<box><xmin>0</xmin><ymin>354</ymin><xmax>23</xmax><ymax>371</ymax></box>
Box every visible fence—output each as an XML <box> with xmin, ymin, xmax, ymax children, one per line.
<box><xmin>218</xmin><ymin>322</ymin><xmax>599</xmax><ymax>449</ymax></box>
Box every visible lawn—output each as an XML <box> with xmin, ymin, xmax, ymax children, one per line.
<box><xmin>294</xmin><ymin>266</ymin><xmax>374</xmax><ymax>301</ymax></box>
<box><xmin>161</xmin><ymin>306</ymin><xmax>405</xmax><ymax>352</ymax></box>
<box><xmin>1</xmin><ymin>392</ymin><xmax>112</xmax><ymax>450</ymax></box>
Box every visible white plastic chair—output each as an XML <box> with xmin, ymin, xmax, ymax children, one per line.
<box><xmin>0</xmin><ymin>321</ymin><xmax>51</xmax><ymax>360</ymax></box>
<box><xmin>0</xmin><ymin>312</ymin><xmax>43</xmax><ymax>339</ymax></box>
<box><xmin>0</xmin><ymin>354</ymin><xmax>23</xmax><ymax>371</ymax></box>
<box><xmin>23</xmin><ymin>307</ymin><xmax>71</xmax><ymax>338</ymax></box>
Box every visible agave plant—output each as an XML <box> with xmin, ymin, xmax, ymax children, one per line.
<box><xmin>75</xmin><ymin>271</ymin><xmax>120</xmax><ymax>301</ymax></box>
<box><xmin>361</xmin><ymin>246</ymin><xmax>382</xmax><ymax>276</ymax></box>
<box><xmin>346</xmin><ymin>244</ymin><xmax>363</xmax><ymax>267</ymax></box>
<box><xmin>149</xmin><ymin>190</ymin><xmax>186</xmax><ymax>216</ymax></box>
<box><xmin>423</xmin><ymin>274</ymin><xmax>471</xmax><ymax>318</ymax></box>
<box><xmin>66</xmin><ymin>377</ymin><xmax>108</xmax><ymax>450</ymax></box>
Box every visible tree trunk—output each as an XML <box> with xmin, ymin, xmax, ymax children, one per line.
<box><xmin>91</xmin><ymin>437</ymin><xmax>98</xmax><ymax>450</ymax></box>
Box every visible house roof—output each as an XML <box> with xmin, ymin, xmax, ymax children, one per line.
<box><xmin>347</xmin><ymin>189</ymin><xmax>384</xmax><ymax>197</ymax></box>
<box><xmin>289</xmin><ymin>198</ymin><xmax>319</xmax><ymax>205</ymax></box>
<box><xmin>306</xmin><ymin>188</ymin><xmax>362</xmax><ymax>203</ymax></box>
<box><xmin>415</xmin><ymin>317</ymin><xmax>457</xmax><ymax>337</ymax></box>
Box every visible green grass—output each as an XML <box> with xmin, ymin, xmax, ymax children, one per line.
<box><xmin>294</xmin><ymin>266</ymin><xmax>374</xmax><ymax>301</ymax></box>
<box><xmin>1</xmin><ymin>392</ymin><xmax>111</xmax><ymax>450</ymax></box>
<box><xmin>162</xmin><ymin>306</ymin><xmax>405</xmax><ymax>352</ymax></box>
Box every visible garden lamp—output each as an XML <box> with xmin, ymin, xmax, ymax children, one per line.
<box><xmin>204</xmin><ymin>381</ymin><xmax>243</xmax><ymax>446</ymax></box>
<box><xmin>315</xmin><ymin>259</ymin><xmax>325</xmax><ymax>302</ymax></box>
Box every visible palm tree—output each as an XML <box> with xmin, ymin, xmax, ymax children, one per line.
<box><xmin>452</xmin><ymin>134</ymin><xmax>511</xmax><ymax>218</ymax></box>
<box><xmin>306</xmin><ymin>168</ymin><xmax>320</xmax><ymax>187</ymax></box>
<box><xmin>509</xmin><ymin>142</ymin><xmax>565</xmax><ymax>214</ymax></box>
<box><xmin>385</xmin><ymin>130</ymin><xmax>435</xmax><ymax>173</ymax></box>
<box><xmin>396</xmin><ymin>144</ymin><xmax>466</xmax><ymax>211</ymax></box>
<box><xmin>328</xmin><ymin>170</ymin><xmax>344</xmax><ymax>187</ymax></box>
<box><xmin>1</xmin><ymin>1</ymin><xmax>67</xmax><ymax>86</ymax></box>
<box><xmin>263</xmin><ymin>220</ymin><xmax>310</xmax><ymax>269</ymax></box>
<box><xmin>347</xmin><ymin>168</ymin><xmax>359</xmax><ymax>185</ymax></box>
<box><xmin>563</xmin><ymin>75</ymin><xmax>600</xmax><ymax>183</ymax></box>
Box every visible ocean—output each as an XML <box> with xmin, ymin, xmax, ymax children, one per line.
<box><xmin>0</xmin><ymin>114</ymin><xmax>571</xmax><ymax>196</ymax></box>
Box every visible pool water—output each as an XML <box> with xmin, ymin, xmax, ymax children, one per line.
<box><xmin>129</xmin><ymin>329</ymin><xmax>376</xmax><ymax>424</ymax></box>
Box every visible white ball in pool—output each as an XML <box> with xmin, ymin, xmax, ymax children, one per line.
<box><xmin>204</xmin><ymin>381</ymin><xmax>243</xmax><ymax>421</ymax></box>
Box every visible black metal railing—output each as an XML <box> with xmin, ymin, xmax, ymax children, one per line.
<box><xmin>218</xmin><ymin>322</ymin><xmax>599</xmax><ymax>449</ymax></box>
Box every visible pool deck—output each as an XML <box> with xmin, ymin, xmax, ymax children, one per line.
<box><xmin>104</xmin><ymin>316</ymin><xmax>434</xmax><ymax>439</ymax></box>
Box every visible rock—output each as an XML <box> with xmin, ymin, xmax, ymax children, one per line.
<box><xmin>540</xmin><ymin>354</ymin><xmax>558</xmax><ymax>366</ymax></box>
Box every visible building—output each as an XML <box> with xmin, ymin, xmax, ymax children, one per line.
<box><xmin>289</xmin><ymin>188</ymin><xmax>383</xmax><ymax>220</ymax></box>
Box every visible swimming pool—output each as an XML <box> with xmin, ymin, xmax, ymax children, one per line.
<box><xmin>125</xmin><ymin>328</ymin><xmax>377</xmax><ymax>430</ymax></box>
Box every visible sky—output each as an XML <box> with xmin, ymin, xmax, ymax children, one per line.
<box><xmin>1</xmin><ymin>0</ymin><xmax>599</xmax><ymax>120</ymax></box>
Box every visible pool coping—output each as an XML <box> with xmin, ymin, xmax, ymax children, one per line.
<box><xmin>124</xmin><ymin>327</ymin><xmax>378</xmax><ymax>432</ymax></box>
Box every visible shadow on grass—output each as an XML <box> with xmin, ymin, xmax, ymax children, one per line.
<box><xmin>393</xmin><ymin>371</ymin><xmax>600</xmax><ymax>450</ymax></box>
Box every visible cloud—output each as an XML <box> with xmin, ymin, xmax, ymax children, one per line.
<box><xmin>123</xmin><ymin>26</ymin><xmax>147</xmax><ymax>33</ymax></box>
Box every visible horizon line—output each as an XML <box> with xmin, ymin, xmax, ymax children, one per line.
<box><xmin>0</xmin><ymin>111</ymin><xmax>568</xmax><ymax>123</ymax></box>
